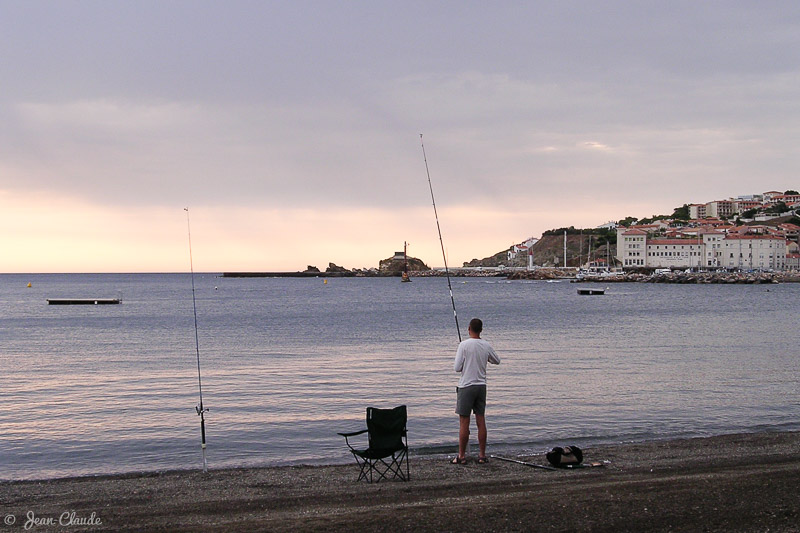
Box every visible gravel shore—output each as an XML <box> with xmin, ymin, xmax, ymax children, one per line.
<box><xmin>2</xmin><ymin>431</ymin><xmax>798</xmax><ymax>532</ymax></box>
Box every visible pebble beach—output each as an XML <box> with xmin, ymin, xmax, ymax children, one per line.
<box><xmin>2</xmin><ymin>431</ymin><xmax>798</xmax><ymax>532</ymax></box>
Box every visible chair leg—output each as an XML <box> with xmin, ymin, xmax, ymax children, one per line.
<box><xmin>352</xmin><ymin>453</ymin><xmax>371</xmax><ymax>482</ymax></box>
<box><xmin>373</xmin><ymin>450</ymin><xmax>409</xmax><ymax>482</ymax></box>
<box><xmin>352</xmin><ymin>451</ymin><xmax>410</xmax><ymax>483</ymax></box>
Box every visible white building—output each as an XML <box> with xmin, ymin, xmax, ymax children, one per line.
<box><xmin>597</xmin><ymin>221</ymin><xmax>618</xmax><ymax>230</ymax></box>
<box><xmin>619</xmin><ymin>229</ymin><xmax>647</xmax><ymax>267</ymax></box>
<box><xmin>619</xmin><ymin>228</ymin><xmax>785</xmax><ymax>270</ymax></box>
<box><xmin>688</xmin><ymin>204</ymin><xmax>707</xmax><ymax>219</ymax></box>
<box><xmin>508</xmin><ymin>236</ymin><xmax>539</xmax><ymax>262</ymax></box>
<box><xmin>705</xmin><ymin>200</ymin><xmax>736</xmax><ymax>219</ymax></box>
<box><xmin>719</xmin><ymin>235</ymin><xmax>787</xmax><ymax>270</ymax></box>
<box><xmin>646</xmin><ymin>238</ymin><xmax>702</xmax><ymax>268</ymax></box>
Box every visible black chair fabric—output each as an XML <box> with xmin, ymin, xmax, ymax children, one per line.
<box><xmin>339</xmin><ymin>405</ymin><xmax>409</xmax><ymax>482</ymax></box>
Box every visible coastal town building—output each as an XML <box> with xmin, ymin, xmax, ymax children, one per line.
<box><xmin>718</xmin><ymin>235</ymin><xmax>787</xmax><ymax>270</ymax></box>
<box><xmin>617</xmin><ymin>224</ymin><xmax>788</xmax><ymax>270</ymax></box>
<box><xmin>507</xmin><ymin>236</ymin><xmax>538</xmax><ymax>264</ymax></box>
<box><xmin>684</xmin><ymin>190</ymin><xmax>800</xmax><ymax>221</ymax></box>
<box><xmin>737</xmin><ymin>200</ymin><xmax>763</xmax><ymax>212</ymax></box>
<box><xmin>611</xmin><ymin>189</ymin><xmax>798</xmax><ymax>269</ymax></box>
<box><xmin>762</xmin><ymin>191</ymin><xmax>783</xmax><ymax>202</ymax></box>
<box><xmin>779</xmin><ymin>223</ymin><xmax>800</xmax><ymax>244</ymax></box>
<box><xmin>596</xmin><ymin>221</ymin><xmax>618</xmax><ymax>230</ymax></box>
<box><xmin>688</xmin><ymin>204</ymin><xmax>707</xmax><ymax>219</ymax></box>
<box><xmin>619</xmin><ymin>229</ymin><xmax>647</xmax><ymax>267</ymax></box>
<box><xmin>705</xmin><ymin>200</ymin><xmax>736</xmax><ymax>219</ymax></box>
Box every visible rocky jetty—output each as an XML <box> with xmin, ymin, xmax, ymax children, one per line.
<box><xmin>639</xmin><ymin>271</ymin><xmax>787</xmax><ymax>284</ymax></box>
<box><xmin>506</xmin><ymin>267</ymin><xmax>579</xmax><ymax>280</ymax></box>
<box><xmin>507</xmin><ymin>269</ymin><xmax>800</xmax><ymax>283</ymax></box>
<box><xmin>577</xmin><ymin>271</ymin><xmax>800</xmax><ymax>283</ymax></box>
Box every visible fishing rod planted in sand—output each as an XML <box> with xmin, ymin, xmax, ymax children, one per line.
<box><xmin>420</xmin><ymin>134</ymin><xmax>461</xmax><ymax>343</ymax></box>
<box><xmin>185</xmin><ymin>207</ymin><xmax>209</xmax><ymax>473</ymax></box>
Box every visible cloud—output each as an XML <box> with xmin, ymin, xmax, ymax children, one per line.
<box><xmin>3</xmin><ymin>2</ymin><xmax>800</xmax><ymax>271</ymax></box>
<box><xmin>582</xmin><ymin>142</ymin><xmax>612</xmax><ymax>152</ymax></box>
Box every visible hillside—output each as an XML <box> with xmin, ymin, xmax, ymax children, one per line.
<box><xmin>462</xmin><ymin>249</ymin><xmax>511</xmax><ymax>268</ymax></box>
<box><xmin>530</xmin><ymin>234</ymin><xmax>615</xmax><ymax>267</ymax></box>
<box><xmin>463</xmin><ymin>234</ymin><xmax>617</xmax><ymax>268</ymax></box>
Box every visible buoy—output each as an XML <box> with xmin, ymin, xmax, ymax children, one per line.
<box><xmin>324</xmin><ymin>279</ymin><xmax>328</xmax><ymax>285</ymax></box>
<box><xmin>27</xmin><ymin>282</ymin><xmax>32</xmax><ymax>288</ymax></box>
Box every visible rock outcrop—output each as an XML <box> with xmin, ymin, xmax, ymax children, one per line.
<box><xmin>378</xmin><ymin>255</ymin><xmax>429</xmax><ymax>273</ymax></box>
<box><xmin>325</xmin><ymin>263</ymin><xmax>349</xmax><ymax>273</ymax></box>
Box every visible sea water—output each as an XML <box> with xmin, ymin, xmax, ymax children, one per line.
<box><xmin>1</xmin><ymin>273</ymin><xmax>799</xmax><ymax>480</ymax></box>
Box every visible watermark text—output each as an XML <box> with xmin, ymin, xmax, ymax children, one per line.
<box><xmin>2</xmin><ymin>511</ymin><xmax>103</xmax><ymax>529</ymax></box>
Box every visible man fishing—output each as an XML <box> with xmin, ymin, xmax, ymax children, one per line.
<box><xmin>452</xmin><ymin>318</ymin><xmax>500</xmax><ymax>464</ymax></box>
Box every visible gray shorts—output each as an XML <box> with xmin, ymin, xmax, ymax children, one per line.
<box><xmin>456</xmin><ymin>385</ymin><xmax>487</xmax><ymax>416</ymax></box>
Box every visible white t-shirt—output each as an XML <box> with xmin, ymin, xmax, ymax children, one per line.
<box><xmin>454</xmin><ymin>337</ymin><xmax>500</xmax><ymax>388</ymax></box>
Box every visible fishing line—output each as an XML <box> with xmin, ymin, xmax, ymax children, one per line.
<box><xmin>184</xmin><ymin>207</ymin><xmax>209</xmax><ymax>473</ymax></box>
<box><xmin>420</xmin><ymin>134</ymin><xmax>462</xmax><ymax>342</ymax></box>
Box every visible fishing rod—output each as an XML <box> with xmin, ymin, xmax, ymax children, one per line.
<box><xmin>491</xmin><ymin>455</ymin><xmax>558</xmax><ymax>471</ymax></box>
<box><xmin>492</xmin><ymin>454</ymin><xmax>607</xmax><ymax>470</ymax></box>
<box><xmin>420</xmin><ymin>134</ymin><xmax>461</xmax><ymax>342</ymax></box>
<box><xmin>184</xmin><ymin>207</ymin><xmax>209</xmax><ymax>473</ymax></box>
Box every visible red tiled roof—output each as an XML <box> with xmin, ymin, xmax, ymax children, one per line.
<box><xmin>724</xmin><ymin>234</ymin><xmax>785</xmax><ymax>240</ymax></box>
<box><xmin>648</xmin><ymin>239</ymin><xmax>701</xmax><ymax>246</ymax></box>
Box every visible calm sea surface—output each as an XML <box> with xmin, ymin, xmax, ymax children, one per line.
<box><xmin>1</xmin><ymin>273</ymin><xmax>799</xmax><ymax>480</ymax></box>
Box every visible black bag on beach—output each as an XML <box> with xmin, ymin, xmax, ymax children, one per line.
<box><xmin>546</xmin><ymin>446</ymin><xmax>583</xmax><ymax>467</ymax></box>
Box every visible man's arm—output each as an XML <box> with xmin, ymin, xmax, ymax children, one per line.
<box><xmin>454</xmin><ymin>343</ymin><xmax>464</xmax><ymax>372</ymax></box>
<box><xmin>488</xmin><ymin>346</ymin><xmax>500</xmax><ymax>365</ymax></box>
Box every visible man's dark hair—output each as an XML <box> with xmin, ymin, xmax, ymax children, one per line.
<box><xmin>469</xmin><ymin>318</ymin><xmax>483</xmax><ymax>334</ymax></box>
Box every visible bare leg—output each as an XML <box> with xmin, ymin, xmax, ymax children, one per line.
<box><xmin>475</xmin><ymin>414</ymin><xmax>487</xmax><ymax>458</ymax></box>
<box><xmin>458</xmin><ymin>415</ymin><xmax>470</xmax><ymax>459</ymax></box>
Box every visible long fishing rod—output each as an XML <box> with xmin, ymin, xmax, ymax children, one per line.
<box><xmin>490</xmin><ymin>455</ymin><xmax>558</xmax><ymax>471</ymax></box>
<box><xmin>184</xmin><ymin>207</ymin><xmax>209</xmax><ymax>473</ymax></box>
<box><xmin>420</xmin><ymin>134</ymin><xmax>461</xmax><ymax>342</ymax></box>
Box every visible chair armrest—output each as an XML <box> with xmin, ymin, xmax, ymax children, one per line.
<box><xmin>338</xmin><ymin>429</ymin><xmax>368</xmax><ymax>438</ymax></box>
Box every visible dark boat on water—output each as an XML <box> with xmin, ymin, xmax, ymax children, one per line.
<box><xmin>576</xmin><ymin>288</ymin><xmax>604</xmax><ymax>295</ymax></box>
<box><xmin>47</xmin><ymin>298</ymin><xmax>121</xmax><ymax>305</ymax></box>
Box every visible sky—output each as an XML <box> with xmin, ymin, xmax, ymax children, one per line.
<box><xmin>2</xmin><ymin>1</ymin><xmax>800</xmax><ymax>272</ymax></box>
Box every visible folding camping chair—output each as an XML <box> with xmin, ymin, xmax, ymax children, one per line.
<box><xmin>339</xmin><ymin>405</ymin><xmax>410</xmax><ymax>482</ymax></box>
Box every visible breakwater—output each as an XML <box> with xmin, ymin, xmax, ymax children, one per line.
<box><xmin>222</xmin><ymin>271</ymin><xmax>356</xmax><ymax>278</ymax></box>
<box><xmin>222</xmin><ymin>268</ymin><xmax>800</xmax><ymax>283</ymax></box>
